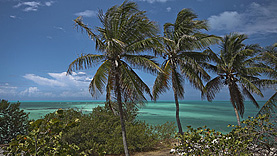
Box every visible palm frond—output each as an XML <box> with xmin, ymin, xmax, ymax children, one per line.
<box><xmin>74</xmin><ymin>17</ymin><xmax>105</xmax><ymax>51</ymax></box>
<box><xmin>89</xmin><ymin>60</ymin><xmax>111</xmax><ymax>97</ymax></box>
<box><xmin>67</xmin><ymin>54</ymin><xmax>105</xmax><ymax>74</ymax></box>
<box><xmin>120</xmin><ymin>61</ymin><xmax>152</xmax><ymax>103</ymax></box>
<box><xmin>202</xmin><ymin>76</ymin><xmax>223</xmax><ymax>101</ymax></box>
<box><xmin>179</xmin><ymin>56</ymin><xmax>210</xmax><ymax>82</ymax></box>
<box><xmin>239</xmin><ymin>75</ymin><xmax>263</xmax><ymax>97</ymax></box>
<box><xmin>153</xmin><ymin>60</ymin><xmax>172</xmax><ymax>101</ymax></box>
<box><xmin>256</xmin><ymin>91</ymin><xmax>277</xmax><ymax>116</ymax></box>
<box><xmin>126</xmin><ymin>37</ymin><xmax>162</xmax><ymax>54</ymax></box>
<box><xmin>242</xmin><ymin>85</ymin><xmax>259</xmax><ymax>108</ymax></box>
<box><xmin>188</xmin><ymin>35</ymin><xmax>220</xmax><ymax>50</ymax></box>
<box><xmin>122</xmin><ymin>54</ymin><xmax>163</xmax><ymax>74</ymax></box>
<box><xmin>252</xmin><ymin>79</ymin><xmax>277</xmax><ymax>88</ymax></box>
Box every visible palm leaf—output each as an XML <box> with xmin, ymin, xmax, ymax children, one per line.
<box><xmin>120</xmin><ymin>61</ymin><xmax>152</xmax><ymax>103</ymax></box>
<box><xmin>202</xmin><ymin>76</ymin><xmax>223</xmax><ymax>101</ymax></box>
<box><xmin>67</xmin><ymin>54</ymin><xmax>105</xmax><ymax>74</ymax></box>
<box><xmin>74</xmin><ymin>17</ymin><xmax>105</xmax><ymax>52</ymax></box>
<box><xmin>153</xmin><ymin>60</ymin><xmax>172</xmax><ymax>101</ymax></box>
<box><xmin>242</xmin><ymin>85</ymin><xmax>259</xmax><ymax>108</ymax></box>
<box><xmin>239</xmin><ymin>75</ymin><xmax>263</xmax><ymax>97</ymax></box>
<box><xmin>89</xmin><ymin>60</ymin><xmax>111</xmax><ymax>97</ymax></box>
<box><xmin>256</xmin><ymin>91</ymin><xmax>277</xmax><ymax>116</ymax></box>
<box><xmin>122</xmin><ymin>54</ymin><xmax>163</xmax><ymax>74</ymax></box>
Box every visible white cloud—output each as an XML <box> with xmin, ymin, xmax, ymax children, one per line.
<box><xmin>208</xmin><ymin>11</ymin><xmax>242</xmax><ymax>31</ymax></box>
<box><xmin>139</xmin><ymin>0</ymin><xmax>170</xmax><ymax>3</ymax></box>
<box><xmin>23</xmin><ymin>72</ymin><xmax>92</xmax><ymax>88</ymax></box>
<box><xmin>208</xmin><ymin>1</ymin><xmax>277</xmax><ymax>35</ymax></box>
<box><xmin>54</xmin><ymin>26</ymin><xmax>66</xmax><ymax>32</ymax></box>
<box><xmin>0</xmin><ymin>83</ymin><xmax>18</xmax><ymax>96</ymax></box>
<box><xmin>14</xmin><ymin>1</ymin><xmax>54</xmax><ymax>12</ymax></box>
<box><xmin>75</xmin><ymin>10</ymin><xmax>97</xmax><ymax>17</ymax></box>
<box><xmin>20</xmin><ymin>87</ymin><xmax>56</xmax><ymax>97</ymax></box>
<box><xmin>45</xmin><ymin>1</ymin><xmax>54</xmax><ymax>6</ymax></box>
<box><xmin>23</xmin><ymin>74</ymin><xmax>66</xmax><ymax>87</ymax></box>
<box><xmin>9</xmin><ymin>15</ymin><xmax>16</xmax><ymax>18</ymax></box>
<box><xmin>166</xmin><ymin>7</ymin><xmax>171</xmax><ymax>12</ymax></box>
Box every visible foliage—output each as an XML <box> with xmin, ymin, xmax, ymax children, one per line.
<box><xmin>68</xmin><ymin>1</ymin><xmax>162</xmax><ymax>155</ymax></box>
<box><xmin>5</xmin><ymin>109</ymin><xmax>80</xmax><ymax>155</ymax></box>
<box><xmin>0</xmin><ymin>100</ymin><xmax>29</xmax><ymax>144</ymax></box>
<box><xmin>255</xmin><ymin>44</ymin><xmax>277</xmax><ymax>116</ymax></box>
<box><xmin>5</xmin><ymin>107</ymin><xmax>176</xmax><ymax>155</ymax></box>
<box><xmin>61</xmin><ymin>106</ymin><xmax>176</xmax><ymax>155</ymax></box>
<box><xmin>153</xmin><ymin>8</ymin><xmax>219</xmax><ymax>134</ymax></box>
<box><xmin>202</xmin><ymin>33</ymin><xmax>272</xmax><ymax>125</ymax></box>
<box><xmin>174</xmin><ymin>114</ymin><xmax>277</xmax><ymax>155</ymax></box>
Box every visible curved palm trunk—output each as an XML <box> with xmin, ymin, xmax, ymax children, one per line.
<box><xmin>115</xmin><ymin>64</ymin><xmax>130</xmax><ymax>156</ymax></box>
<box><xmin>174</xmin><ymin>89</ymin><xmax>183</xmax><ymax>134</ymax></box>
<box><xmin>172</xmin><ymin>70</ymin><xmax>183</xmax><ymax>134</ymax></box>
<box><xmin>228</xmin><ymin>84</ymin><xmax>241</xmax><ymax>126</ymax></box>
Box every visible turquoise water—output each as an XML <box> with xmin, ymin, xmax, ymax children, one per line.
<box><xmin>17</xmin><ymin>100</ymin><xmax>263</xmax><ymax>133</ymax></box>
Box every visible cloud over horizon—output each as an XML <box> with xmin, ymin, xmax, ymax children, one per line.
<box><xmin>208</xmin><ymin>1</ymin><xmax>277</xmax><ymax>35</ymax></box>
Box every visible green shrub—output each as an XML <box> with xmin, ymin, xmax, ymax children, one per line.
<box><xmin>5</xmin><ymin>106</ymin><xmax>176</xmax><ymax>155</ymax></box>
<box><xmin>5</xmin><ymin>109</ymin><xmax>80</xmax><ymax>155</ymax></box>
<box><xmin>61</xmin><ymin>106</ymin><xmax>170</xmax><ymax>155</ymax></box>
<box><xmin>174</xmin><ymin>114</ymin><xmax>277</xmax><ymax>155</ymax></box>
<box><xmin>0</xmin><ymin>100</ymin><xmax>29</xmax><ymax>144</ymax></box>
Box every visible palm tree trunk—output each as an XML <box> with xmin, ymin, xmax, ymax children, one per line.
<box><xmin>234</xmin><ymin>106</ymin><xmax>241</xmax><ymax>126</ymax></box>
<box><xmin>174</xmin><ymin>90</ymin><xmax>183</xmax><ymax>134</ymax></box>
<box><xmin>115</xmin><ymin>63</ymin><xmax>130</xmax><ymax>156</ymax></box>
<box><xmin>172</xmin><ymin>70</ymin><xmax>183</xmax><ymax>134</ymax></box>
<box><xmin>228</xmin><ymin>84</ymin><xmax>241</xmax><ymax>126</ymax></box>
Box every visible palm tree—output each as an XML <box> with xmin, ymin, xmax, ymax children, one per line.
<box><xmin>152</xmin><ymin>9</ymin><xmax>218</xmax><ymax>134</ymax></box>
<box><xmin>255</xmin><ymin>44</ymin><xmax>277</xmax><ymax>116</ymax></box>
<box><xmin>67</xmin><ymin>1</ymin><xmax>161</xmax><ymax>155</ymax></box>
<box><xmin>202</xmin><ymin>33</ymin><xmax>270</xmax><ymax>126</ymax></box>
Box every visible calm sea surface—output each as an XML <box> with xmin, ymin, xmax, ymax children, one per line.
<box><xmin>16</xmin><ymin>100</ymin><xmax>264</xmax><ymax>133</ymax></box>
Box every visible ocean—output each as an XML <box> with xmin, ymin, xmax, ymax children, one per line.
<box><xmin>17</xmin><ymin>100</ymin><xmax>263</xmax><ymax>133</ymax></box>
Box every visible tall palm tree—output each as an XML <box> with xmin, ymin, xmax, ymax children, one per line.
<box><xmin>202</xmin><ymin>33</ymin><xmax>270</xmax><ymax>126</ymax></box>
<box><xmin>152</xmin><ymin>9</ymin><xmax>218</xmax><ymax>134</ymax></box>
<box><xmin>255</xmin><ymin>44</ymin><xmax>277</xmax><ymax>116</ymax></box>
<box><xmin>67</xmin><ymin>1</ymin><xmax>161</xmax><ymax>155</ymax></box>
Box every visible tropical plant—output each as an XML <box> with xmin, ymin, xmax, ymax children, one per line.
<box><xmin>255</xmin><ymin>43</ymin><xmax>277</xmax><ymax>116</ymax></box>
<box><xmin>173</xmin><ymin>114</ymin><xmax>277</xmax><ymax>155</ymax></box>
<box><xmin>5</xmin><ymin>109</ymin><xmax>80</xmax><ymax>155</ymax></box>
<box><xmin>152</xmin><ymin>8</ymin><xmax>218</xmax><ymax>134</ymax></box>
<box><xmin>202</xmin><ymin>33</ymin><xmax>272</xmax><ymax>126</ymax></box>
<box><xmin>0</xmin><ymin>100</ymin><xmax>29</xmax><ymax>144</ymax></box>
<box><xmin>67</xmin><ymin>1</ymin><xmax>161</xmax><ymax>155</ymax></box>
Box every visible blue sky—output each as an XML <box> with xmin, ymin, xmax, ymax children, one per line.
<box><xmin>0</xmin><ymin>0</ymin><xmax>276</xmax><ymax>101</ymax></box>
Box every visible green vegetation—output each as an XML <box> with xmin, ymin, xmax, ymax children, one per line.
<box><xmin>5</xmin><ymin>106</ymin><xmax>176</xmax><ymax>155</ymax></box>
<box><xmin>202</xmin><ymin>33</ymin><xmax>275</xmax><ymax>126</ymax></box>
<box><xmin>173</xmin><ymin>114</ymin><xmax>277</xmax><ymax>155</ymax></box>
<box><xmin>67</xmin><ymin>1</ymin><xmax>162</xmax><ymax>155</ymax></box>
<box><xmin>0</xmin><ymin>100</ymin><xmax>29</xmax><ymax>144</ymax></box>
<box><xmin>2</xmin><ymin>1</ymin><xmax>277</xmax><ymax>156</ymax></box>
<box><xmin>153</xmin><ymin>8</ymin><xmax>218</xmax><ymax>134</ymax></box>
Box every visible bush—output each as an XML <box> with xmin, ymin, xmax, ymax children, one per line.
<box><xmin>174</xmin><ymin>114</ymin><xmax>277</xmax><ymax>155</ymax></box>
<box><xmin>0</xmin><ymin>100</ymin><xmax>29</xmax><ymax>144</ymax></box>
<box><xmin>61</xmin><ymin>106</ymin><xmax>174</xmax><ymax>155</ymax></box>
<box><xmin>5</xmin><ymin>109</ymin><xmax>80</xmax><ymax>155</ymax></box>
<box><xmin>5</xmin><ymin>106</ymin><xmax>176</xmax><ymax>155</ymax></box>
